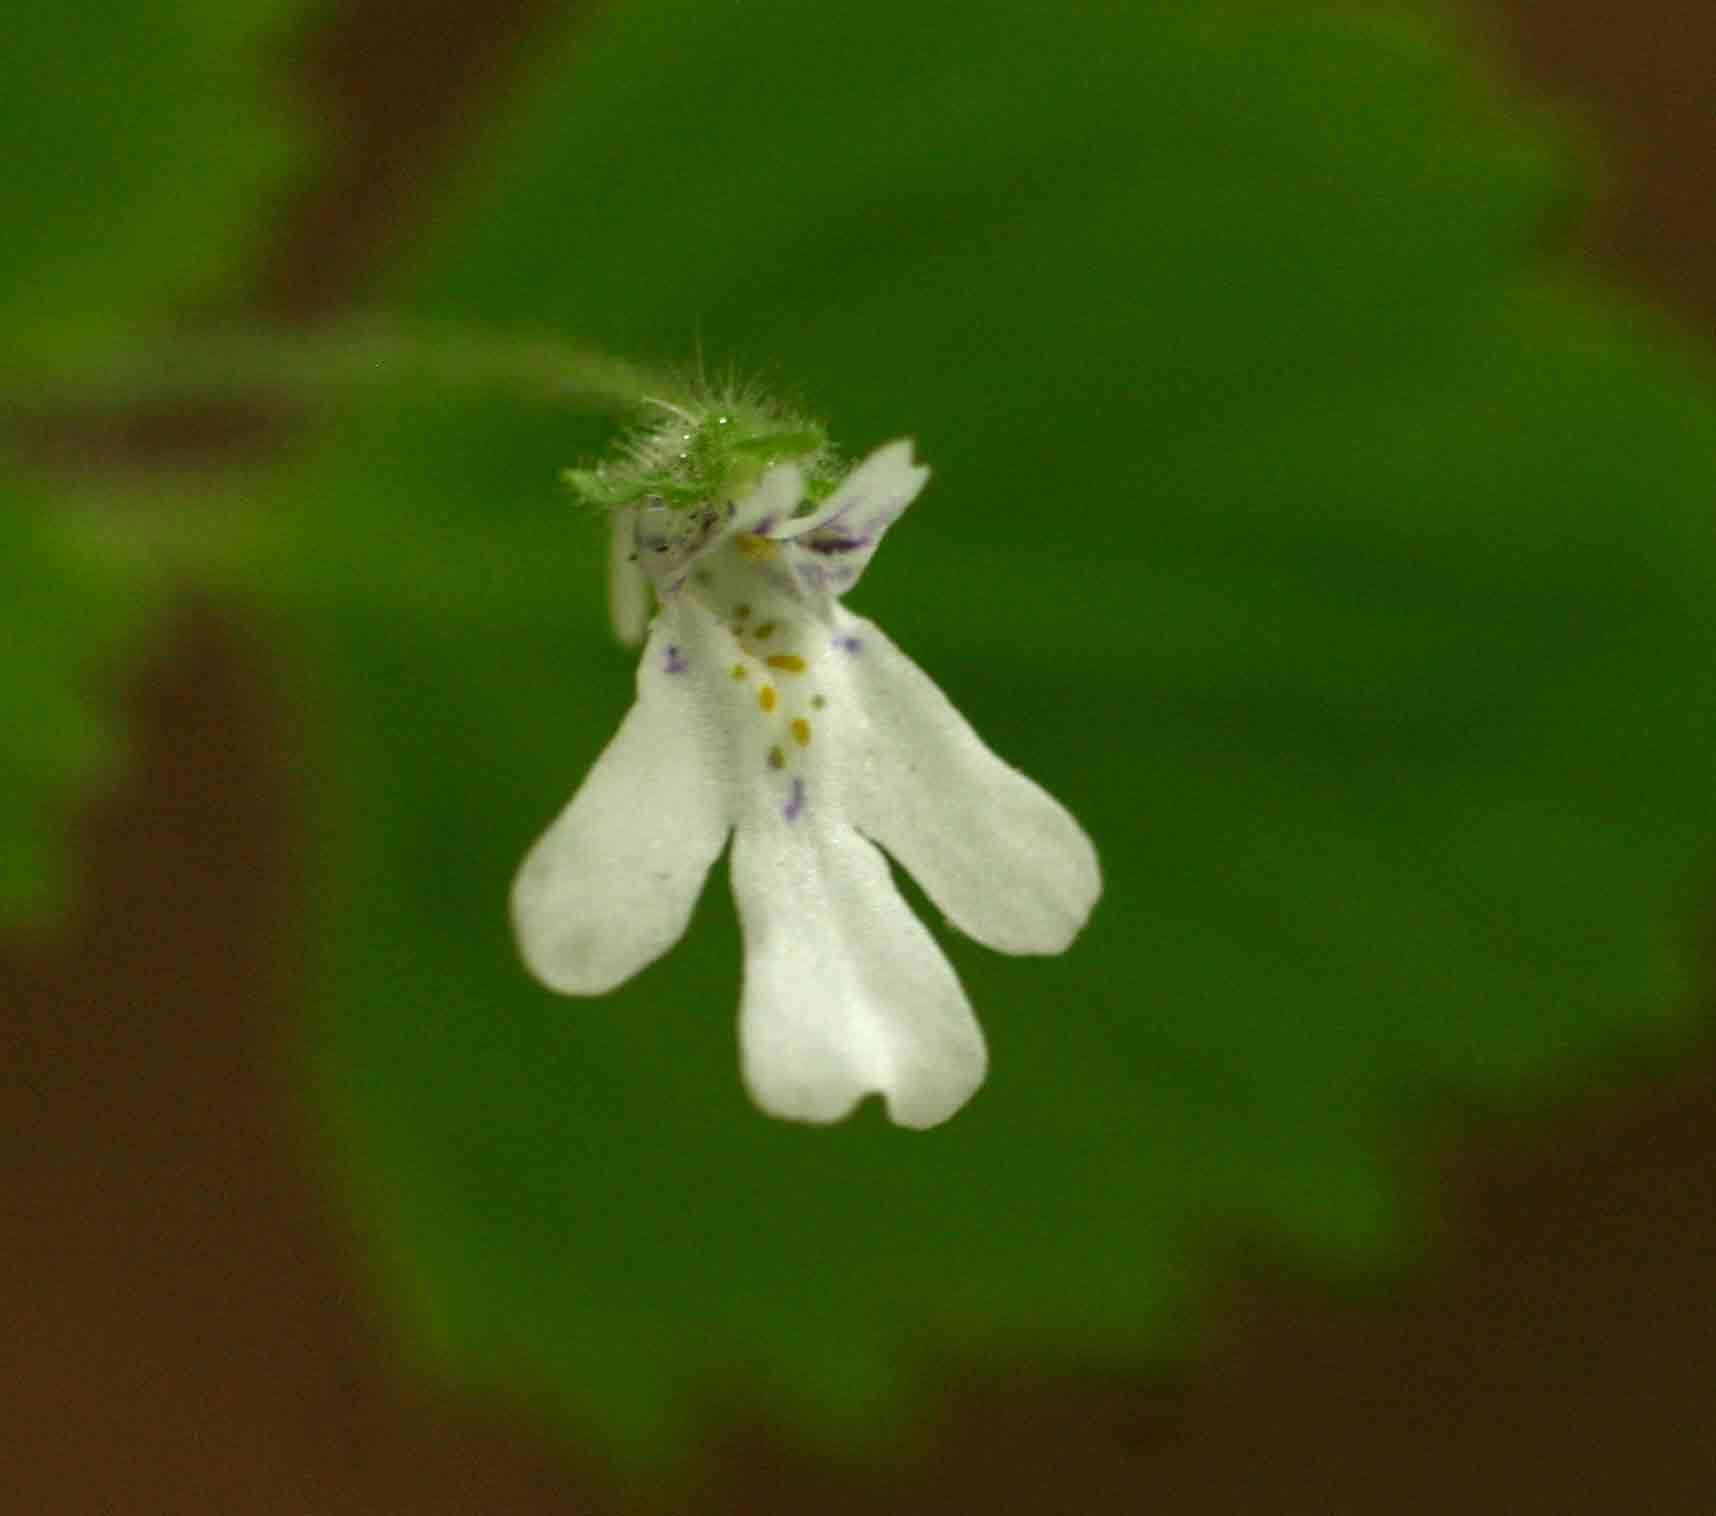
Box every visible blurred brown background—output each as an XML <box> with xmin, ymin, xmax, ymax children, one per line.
<box><xmin>4</xmin><ymin>1</ymin><xmax>1714</xmax><ymax>1510</ymax></box>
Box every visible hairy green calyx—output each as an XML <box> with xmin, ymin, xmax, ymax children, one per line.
<box><xmin>563</xmin><ymin>391</ymin><xmax>843</xmax><ymax>516</ymax></box>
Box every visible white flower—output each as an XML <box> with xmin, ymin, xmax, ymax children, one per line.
<box><xmin>512</xmin><ymin>439</ymin><xmax>1100</xmax><ymax>1128</ymax></box>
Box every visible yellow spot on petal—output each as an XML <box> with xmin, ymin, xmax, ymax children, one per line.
<box><xmin>766</xmin><ymin>654</ymin><xmax>806</xmax><ymax>674</ymax></box>
<box><xmin>737</xmin><ymin>534</ymin><xmax>778</xmax><ymax>563</ymax></box>
<box><xmin>790</xmin><ymin>718</ymin><xmax>811</xmax><ymax>747</ymax></box>
<box><xmin>767</xmin><ymin>746</ymin><xmax>786</xmax><ymax>771</ymax></box>
<box><xmin>731</xmin><ymin>663</ymin><xmax>748</xmax><ymax>680</ymax></box>
<box><xmin>759</xmin><ymin>685</ymin><xmax>778</xmax><ymax>712</ymax></box>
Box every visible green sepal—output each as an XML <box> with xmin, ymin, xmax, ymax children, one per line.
<box><xmin>561</xmin><ymin>392</ymin><xmax>838</xmax><ymax>517</ymax></box>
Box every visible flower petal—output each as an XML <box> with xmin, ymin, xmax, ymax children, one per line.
<box><xmin>729</xmin><ymin>460</ymin><xmax>806</xmax><ymax>537</ymax></box>
<box><xmin>776</xmin><ymin>439</ymin><xmax>928</xmax><ymax>590</ymax></box>
<box><xmin>607</xmin><ymin>508</ymin><xmax>652</xmax><ymax>646</ymax></box>
<box><xmin>512</xmin><ymin>616</ymin><xmax>731</xmax><ymax>994</ymax></box>
<box><xmin>839</xmin><ymin>615</ymin><xmax>1101</xmax><ymax>955</ymax></box>
<box><xmin>731</xmin><ymin>816</ymin><xmax>987</xmax><ymax>1129</ymax></box>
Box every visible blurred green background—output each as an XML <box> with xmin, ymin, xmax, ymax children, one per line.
<box><xmin>5</xmin><ymin>0</ymin><xmax>1715</xmax><ymax>1507</ymax></box>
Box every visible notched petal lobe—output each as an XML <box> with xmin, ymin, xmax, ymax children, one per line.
<box><xmin>731</xmin><ymin>819</ymin><xmax>987</xmax><ymax>1129</ymax></box>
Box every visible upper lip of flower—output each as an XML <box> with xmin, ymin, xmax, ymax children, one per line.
<box><xmin>627</xmin><ymin>437</ymin><xmax>933</xmax><ymax>600</ymax></box>
<box><xmin>512</xmin><ymin>440</ymin><xmax>1101</xmax><ymax>1129</ymax></box>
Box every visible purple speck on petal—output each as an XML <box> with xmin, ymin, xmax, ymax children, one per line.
<box><xmin>803</xmin><ymin>531</ymin><xmax>871</xmax><ymax>556</ymax></box>
<box><xmin>663</xmin><ymin>644</ymin><xmax>688</xmax><ymax>674</ymax></box>
<box><xmin>813</xmin><ymin>495</ymin><xmax>862</xmax><ymax>532</ymax></box>
<box><xmin>783</xmin><ymin>777</ymin><xmax>806</xmax><ymax>822</ymax></box>
<box><xmin>752</xmin><ymin>514</ymin><xmax>778</xmax><ymax>536</ymax></box>
<box><xmin>834</xmin><ymin>635</ymin><xmax>862</xmax><ymax>655</ymax></box>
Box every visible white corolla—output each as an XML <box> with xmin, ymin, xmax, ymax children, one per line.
<box><xmin>512</xmin><ymin>438</ymin><xmax>1100</xmax><ymax>1128</ymax></box>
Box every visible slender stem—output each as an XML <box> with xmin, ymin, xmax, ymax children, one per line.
<box><xmin>7</xmin><ymin>318</ymin><xmax>689</xmax><ymax>420</ymax></box>
<box><xmin>7</xmin><ymin>320</ymin><xmax>689</xmax><ymax>596</ymax></box>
